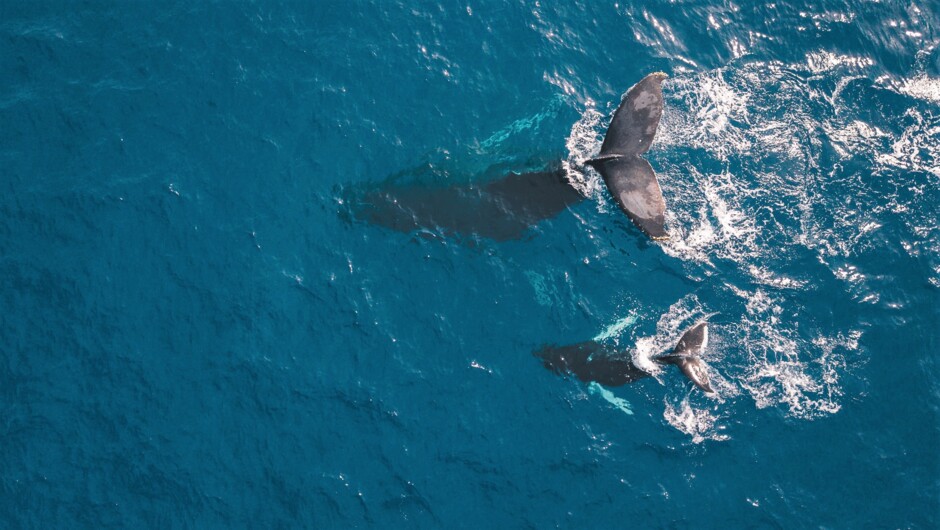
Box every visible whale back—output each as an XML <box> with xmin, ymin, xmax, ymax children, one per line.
<box><xmin>347</xmin><ymin>166</ymin><xmax>584</xmax><ymax>241</ymax></box>
<box><xmin>533</xmin><ymin>341</ymin><xmax>652</xmax><ymax>387</ymax></box>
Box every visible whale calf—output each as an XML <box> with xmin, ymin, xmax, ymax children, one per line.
<box><xmin>345</xmin><ymin>72</ymin><xmax>672</xmax><ymax>242</ymax></box>
<box><xmin>534</xmin><ymin>321</ymin><xmax>714</xmax><ymax>393</ymax></box>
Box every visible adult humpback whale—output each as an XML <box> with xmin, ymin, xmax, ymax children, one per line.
<box><xmin>344</xmin><ymin>72</ymin><xmax>671</xmax><ymax>241</ymax></box>
<box><xmin>535</xmin><ymin>321</ymin><xmax>714</xmax><ymax>393</ymax></box>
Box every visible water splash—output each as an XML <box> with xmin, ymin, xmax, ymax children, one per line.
<box><xmin>664</xmin><ymin>396</ymin><xmax>729</xmax><ymax>444</ymax></box>
<box><xmin>562</xmin><ymin>104</ymin><xmax>606</xmax><ymax>204</ymax></box>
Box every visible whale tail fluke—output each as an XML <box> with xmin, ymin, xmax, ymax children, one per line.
<box><xmin>587</xmin><ymin>156</ymin><xmax>668</xmax><ymax>240</ymax></box>
<box><xmin>586</xmin><ymin>72</ymin><xmax>671</xmax><ymax>241</ymax></box>
<box><xmin>597</xmin><ymin>72</ymin><xmax>668</xmax><ymax>158</ymax></box>
<box><xmin>655</xmin><ymin>322</ymin><xmax>714</xmax><ymax>393</ymax></box>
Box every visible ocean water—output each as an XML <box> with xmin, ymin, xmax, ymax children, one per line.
<box><xmin>1</xmin><ymin>1</ymin><xmax>938</xmax><ymax>527</ymax></box>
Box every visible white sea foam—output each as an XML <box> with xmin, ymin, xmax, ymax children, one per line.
<box><xmin>664</xmin><ymin>397</ymin><xmax>729</xmax><ymax>444</ymax></box>
<box><xmin>876</xmin><ymin>107</ymin><xmax>940</xmax><ymax>178</ymax></box>
<box><xmin>732</xmin><ymin>289</ymin><xmax>859</xmax><ymax>418</ymax></box>
<box><xmin>562</xmin><ymin>104</ymin><xmax>606</xmax><ymax>204</ymax></box>
<box><xmin>635</xmin><ymin>63</ymin><xmax>885</xmax><ymax>431</ymax></box>
<box><xmin>631</xmin><ymin>295</ymin><xmax>714</xmax><ymax>378</ymax></box>
<box><xmin>898</xmin><ymin>74</ymin><xmax>940</xmax><ymax>103</ymax></box>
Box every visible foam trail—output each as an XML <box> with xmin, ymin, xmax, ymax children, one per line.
<box><xmin>644</xmin><ymin>64</ymin><xmax>895</xmax><ymax>429</ymax></box>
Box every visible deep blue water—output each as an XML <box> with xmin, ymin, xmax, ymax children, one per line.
<box><xmin>2</xmin><ymin>1</ymin><xmax>939</xmax><ymax>527</ymax></box>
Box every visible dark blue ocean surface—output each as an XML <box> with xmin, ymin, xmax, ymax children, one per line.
<box><xmin>1</xmin><ymin>1</ymin><xmax>938</xmax><ymax>527</ymax></box>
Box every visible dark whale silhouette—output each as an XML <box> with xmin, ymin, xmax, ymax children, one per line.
<box><xmin>535</xmin><ymin>321</ymin><xmax>714</xmax><ymax>393</ymax></box>
<box><xmin>351</xmin><ymin>165</ymin><xmax>585</xmax><ymax>241</ymax></box>
<box><xmin>344</xmin><ymin>72</ymin><xmax>671</xmax><ymax>241</ymax></box>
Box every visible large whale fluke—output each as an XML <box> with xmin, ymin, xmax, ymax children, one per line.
<box><xmin>599</xmin><ymin>72</ymin><xmax>668</xmax><ymax>157</ymax></box>
<box><xmin>587</xmin><ymin>72</ymin><xmax>670</xmax><ymax>241</ymax></box>
<box><xmin>534</xmin><ymin>321</ymin><xmax>714</xmax><ymax>393</ymax></box>
<box><xmin>588</xmin><ymin>156</ymin><xmax>667</xmax><ymax>240</ymax></box>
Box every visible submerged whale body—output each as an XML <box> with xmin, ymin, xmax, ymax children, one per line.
<box><xmin>351</xmin><ymin>165</ymin><xmax>585</xmax><ymax>241</ymax></box>
<box><xmin>345</xmin><ymin>72</ymin><xmax>672</xmax><ymax>241</ymax></box>
<box><xmin>535</xmin><ymin>321</ymin><xmax>714</xmax><ymax>393</ymax></box>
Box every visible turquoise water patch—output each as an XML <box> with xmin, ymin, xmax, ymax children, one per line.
<box><xmin>479</xmin><ymin>95</ymin><xmax>566</xmax><ymax>151</ymax></box>
<box><xmin>524</xmin><ymin>270</ymin><xmax>554</xmax><ymax>307</ymax></box>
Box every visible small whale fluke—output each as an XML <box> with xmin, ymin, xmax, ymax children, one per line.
<box><xmin>654</xmin><ymin>322</ymin><xmax>713</xmax><ymax>393</ymax></box>
<box><xmin>534</xmin><ymin>321</ymin><xmax>714</xmax><ymax>393</ymax></box>
<box><xmin>587</xmin><ymin>72</ymin><xmax>670</xmax><ymax>241</ymax></box>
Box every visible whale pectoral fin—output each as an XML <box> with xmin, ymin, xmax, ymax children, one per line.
<box><xmin>600</xmin><ymin>72</ymin><xmax>667</xmax><ymax>157</ymax></box>
<box><xmin>594</xmin><ymin>157</ymin><xmax>668</xmax><ymax>240</ymax></box>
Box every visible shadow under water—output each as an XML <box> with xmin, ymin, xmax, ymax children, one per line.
<box><xmin>343</xmin><ymin>161</ymin><xmax>586</xmax><ymax>241</ymax></box>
